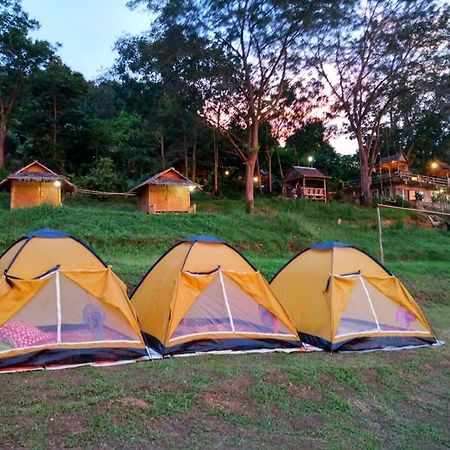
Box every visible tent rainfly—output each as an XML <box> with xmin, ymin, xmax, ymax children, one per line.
<box><xmin>130</xmin><ymin>167</ymin><xmax>199</xmax><ymax>213</ymax></box>
<box><xmin>270</xmin><ymin>242</ymin><xmax>438</xmax><ymax>351</ymax></box>
<box><xmin>0</xmin><ymin>229</ymin><xmax>147</xmax><ymax>372</ymax></box>
<box><xmin>131</xmin><ymin>235</ymin><xmax>301</xmax><ymax>355</ymax></box>
<box><xmin>0</xmin><ymin>161</ymin><xmax>75</xmax><ymax>209</ymax></box>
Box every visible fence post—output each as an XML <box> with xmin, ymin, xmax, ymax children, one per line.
<box><xmin>377</xmin><ymin>206</ymin><xmax>384</xmax><ymax>264</ymax></box>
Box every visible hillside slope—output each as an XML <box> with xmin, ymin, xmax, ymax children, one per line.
<box><xmin>0</xmin><ymin>194</ymin><xmax>448</xmax><ymax>449</ymax></box>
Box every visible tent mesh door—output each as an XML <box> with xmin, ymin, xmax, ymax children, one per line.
<box><xmin>171</xmin><ymin>271</ymin><xmax>294</xmax><ymax>341</ymax></box>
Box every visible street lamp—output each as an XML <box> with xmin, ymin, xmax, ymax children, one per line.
<box><xmin>307</xmin><ymin>156</ymin><xmax>314</xmax><ymax>167</ymax></box>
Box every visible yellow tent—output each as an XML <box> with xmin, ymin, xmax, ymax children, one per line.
<box><xmin>131</xmin><ymin>235</ymin><xmax>300</xmax><ymax>355</ymax></box>
<box><xmin>270</xmin><ymin>242</ymin><xmax>437</xmax><ymax>351</ymax></box>
<box><xmin>0</xmin><ymin>229</ymin><xmax>147</xmax><ymax>371</ymax></box>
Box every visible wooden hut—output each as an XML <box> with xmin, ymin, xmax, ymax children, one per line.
<box><xmin>344</xmin><ymin>153</ymin><xmax>450</xmax><ymax>203</ymax></box>
<box><xmin>378</xmin><ymin>153</ymin><xmax>410</xmax><ymax>173</ymax></box>
<box><xmin>130</xmin><ymin>167</ymin><xmax>199</xmax><ymax>213</ymax></box>
<box><xmin>0</xmin><ymin>161</ymin><xmax>75</xmax><ymax>209</ymax></box>
<box><xmin>282</xmin><ymin>166</ymin><xmax>330</xmax><ymax>201</ymax></box>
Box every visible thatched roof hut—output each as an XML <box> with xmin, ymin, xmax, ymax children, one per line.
<box><xmin>130</xmin><ymin>167</ymin><xmax>199</xmax><ymax>213</ymax></box>
<box><xmin>283</xmin><ymin>166</ymin><xmax>330</xmax><ymax>201</ymax></box>
<box><xmin>0</xmin><ymin>161</ymin><xmax>75</xmax><ymax>209</ymax></box>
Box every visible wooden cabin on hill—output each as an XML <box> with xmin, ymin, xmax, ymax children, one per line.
<box><xmin>344</xmin><ymin>153</ymin><xmax>450</xmax><ymax>204</ymax></box>
<box><xmin>282</xmin><ymin>166</ymin><xmax>330</xmax><ymax>201</ymax></box>
<box><xmin>0</xmin><ymin>161</ymin><xmax>75</xmax><ymax>209</ymax></box>
<box><xmin>130</xmin><ymin>167</ymin><xmax>199</xmax><ymax>213</ymax></box>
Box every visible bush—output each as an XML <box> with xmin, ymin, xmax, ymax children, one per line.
<box><xmin>0</xmin><ymin>168</ymin><xmax>8</xmax><ymax>181</ymax></box>
<box><xmin>392</xmin><ymin>195</ymin><xmax>411</xmax><ymax>208</ymax></box>
<box><xmin>432</xmin><ymin>192</ymin><xmax>449</xmax><ymax>203</ymax></box>
<box><xmin>76</xmin><ymin>158</ymin><xmax>128</xmax><ymax>193</ymax></box>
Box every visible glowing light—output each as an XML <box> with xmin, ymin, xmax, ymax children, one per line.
<box><xmin>224</xmin><ymin>170</ymin><xmax>230</xmax><ymax>176</ymax></box>
<box><xmin>430</xmin><ymin>162</ymin><xmax>438</xmax><ymax>169</ymax></box>
<box><xmin>253</xmin><ymin>176</ymin><xmax>259</xmax><ymax>183</ymax></box>
<box><xmin>54</xmin><ymin>180</ymin><xmax>61</xmax><ymax>188</ymax></box>
<box><xmin>188</xmin><ymin>185</ymin><xmax>195</xmax><ymax>192</ymax></box>
<box><xmin>307</xmin><ymin>156</ymin><xmax>314</xmax><ymax>162</ymax></box>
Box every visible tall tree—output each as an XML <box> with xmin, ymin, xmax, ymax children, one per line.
<box><xmin>312</xmin><ymin>0</ymin><xmax>449</xmax><ymax>203</ymax></box>
<box><xmin>114</xmin><ymin>22</ymin><xmax>219</xmax><ymax>171</ymax></box>
<box><xmin>0</xmin><ymin>0</ymin><xmax>54</xmax><ymax>167</ymax></box>
<box><xmin>129</xmin><ymin>0</ymin><xmax>349</xmax><ymax>211</ymax></box>
<box><xmin>379</xmin><ymin>72</ymin><xmax>450</xmax><ymax>169</ymax></box>
<box><xmin>17</xmin><ymin>61</ymin><xmax>91</xmax><ymax>168</ymax></box>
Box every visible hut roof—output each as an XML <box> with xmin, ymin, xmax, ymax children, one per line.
<box><xmin>0</xmin><ymin>161</ymin><xmax>75</xmax><ymax>191</ymax></box>
<box><xmin>130</xmin><ymin>167</ymin><xmax>199</xmax><ymax>194</ymax></box>
<box><xmin>428</xmin><ymin>161</ymin><xmax>450</xmax><ymax>177</ymax></box>
<box><xmin>433</xmin><ymin>161</ymin><xmax>450</xmax><ymax>171</ymax></box>
<box><xmin>284</xmin><ymin>166</ymin><xmax>330</xmax><ymax>182</ymax></box>
<box><xmin>378</xmin><ymin>153</ymin><xmax>409</xmax><ymax>168</ymax></box>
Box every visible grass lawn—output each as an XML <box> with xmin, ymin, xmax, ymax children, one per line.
<box><xmin>0</xmin><ymin>193</ymin><xmax>448</xmax><ymax>449</ymax></box>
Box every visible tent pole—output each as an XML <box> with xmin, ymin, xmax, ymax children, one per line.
<box><xmin>55</xmin><ymin>270</ymin><xmax>62</xmax><ymax>344</ymax></box>
<box><xmin>377</xmin><ymin>207</ymin><xmax>384</xmax><ymax>264</ymax></box>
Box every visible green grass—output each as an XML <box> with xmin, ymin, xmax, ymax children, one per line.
<box><xmin>0</xmin><ymin>193</ymin><xmax>448</xmax><ymax>449</ymax></box>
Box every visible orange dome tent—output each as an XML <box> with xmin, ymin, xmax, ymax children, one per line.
<box><xmin>270</xmin><ymin>242</ymin><xmax>438</xmax><ymax>351</ymax></box>
<box><xmin>131</xmin><ymin>235</ymin><xmax>300</xmax><ymax>355</ymax></box>
<box><xmin>0</xmin><ymin>229</ymin><xmax>147</xmax><ymax>372</ymax></box>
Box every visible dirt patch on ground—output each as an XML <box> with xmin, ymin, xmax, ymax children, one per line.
<box><xmin>403</xmin><ymin>214</ymin><xmax>434</xmax><ymax>229</ymax></box>
<box><xmin>382</xmin><ymin>218</ymin><xmax>397</xmax><ymax>228</ymax></box>
<box><xmin>197</xmin><ymin>390</ymin><xmax>255</xmax><ymax>416</ymax></box>
<box><xmin>362</xmin><ymin>368</ymin><xmax>381</xmax><ymax>386</ymax></box>
<box><xmin>234</xmin><ymin>241</ymin><xmax>266</xmax><ymax>252</ymax></box>
<box><xmin>349</xmin><ymin>398</ymin><xmax>374</xmax><ymax>414</ymax></box>
<box><xmin>197</xmin><ymin>375</ymin><xmax>256</xmax><ymax>416</ymax></box>
<box><xmin>286</xmin><ymin>382</ymin><xmax>324</xmax><ymax>401</ymax></box>
<box><xmin>287</xmin><ymin>242</ymin><xmax>309</xmax><ymax>253</ymax></box>
<box><xmin>115</xmin><ymin>396</ymin><xmax>151</xmax><ymax>409</ymax></box>
<box><xmin>153</xmin><ymin>410</ymin><xmax>325</xmax><ymax>450</ymax></box>
<box><xmin>209</xmin><ymin>374</ymin><xmax>252</xmax><ymax>392</ymax></box>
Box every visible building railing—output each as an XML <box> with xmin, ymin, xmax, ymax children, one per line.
<box><xmin>300</xmin><ymin>187</ymin><xmax>327</xmax><ymax>200</ymax></box>
<box><xmin>344</xmin><ymin>171</ymin><xmax>450</xmax><ymax>189</ymax></box>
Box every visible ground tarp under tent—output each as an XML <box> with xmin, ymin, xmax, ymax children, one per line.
<box><xmin>131</xmin><ymin>235</ymin><xmax>302</xmax><ymax>355</ymax></box>
<box><xmin>270</xmin><ymin>242</ymin><xmax>438</xmax><ymax>351</ymax></box>
<box><xmin>0</xmin><ymin>229</ymin><xmax>148</xmax><ymax>372</ymax></box>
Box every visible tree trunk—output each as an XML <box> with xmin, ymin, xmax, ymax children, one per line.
<box><xmin>52</xmin><ymin>94</ymin><xmax>57</xmax><ymax>160</ymax></box>
<box><xmin>0</xmin><ymin>116</ymin><xmax>6</xmax><ymax>169</ymax></box>
<box><xmin>256</xmin><ymin>156</ymin><xmax>261</xmax><ymax>191</ymax></box>
<box><xmin>183</xmin><ymin>124</ymin><xmax>188</xmax><ymax>177</ymax></box>
<box><xmin>245</xmin><ymin>120</ymin><xmax>259</xmax><ymax>212</ymax></box>
<box><xmin>159</xmin><ymin>129</ymin><xmax>165</xmax><ymax>170</ymax></box>
<box><xmin>357</xmin><ymin>130</ymin><xmax>372</xmax><ymax>205</ymax></box>
<box><xmin>266</xmin><ymin>150</ymin><xmax>273</xmax><ymax>193</ymax></box>
<box><xmin>277</xmin><ymin>151</ymin><xmax>284</xmax><ymax>180</ymax></box>
<box><xmin>213</xmin><ymin>129</ymin><xmax>219</xmax><ymax>194</ymax></box>
<box><xmin>245</xmin><ymin>152</ymin><xmax>258</xmax><ymax>212</ymax></box>
<box><xmin>191</xmin><ymin>124</ymin><xmax>197</xmax><ymax>183</ymax></box>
